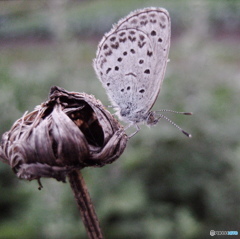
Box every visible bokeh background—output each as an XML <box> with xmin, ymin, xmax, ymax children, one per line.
<box><xmin>0</xmin><ymin>0</ymin><xmax>240</xmax><ymax>238</ymax></box>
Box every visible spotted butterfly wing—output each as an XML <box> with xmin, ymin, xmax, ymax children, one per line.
<box><xmin>94</xmin><ymin>7</ymin><xmax>171</xmax><ymax>124</ymax></box>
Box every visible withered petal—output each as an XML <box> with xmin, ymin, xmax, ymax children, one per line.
<box><xmin>51</xmin><ymin>105</ymin><xmax>89</xmax><ymax>165</ymax></box>
<box><xmin>89</xmin><ymin>129</ymin><xmax>127</xmax><ymax>165</ymax></box>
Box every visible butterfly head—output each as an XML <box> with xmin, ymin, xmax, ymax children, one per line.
<box><xmin>146</xmin><ymin>111</ymin><xmax>161</xmax><ymax>126</ymax></box>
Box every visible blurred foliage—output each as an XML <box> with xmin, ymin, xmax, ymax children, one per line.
<box><xmin>0</xmin><ymin>0</ymin><xmax>240</xmax><ymax>239</ymax></box>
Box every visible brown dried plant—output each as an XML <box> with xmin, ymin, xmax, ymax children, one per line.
<box><xmin>0</xmin><ymin>86</ymin><xmax>128</xmax><ymax>239</ymax></box>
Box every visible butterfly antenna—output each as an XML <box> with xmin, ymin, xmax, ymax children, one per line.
<box><xmin>156</xmin><ymin>113</ymin><xmax>192</xmax><ymax>138</ymax></box>
<box><xmin>156</xmin><ymin>109</ymin><xmax>193</xmax><ymax>115</ymax></box>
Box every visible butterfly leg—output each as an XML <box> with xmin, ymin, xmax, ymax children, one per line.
<box><xmin>127</xmin><ymin>124</ymin><xmax>140</xmax><ymax>138</ymax></box>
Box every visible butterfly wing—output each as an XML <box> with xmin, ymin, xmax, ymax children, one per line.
<box><xmin>94</xmin><ymin>8</ymin><xmax>170</xmax><ymax>123</ymax></box>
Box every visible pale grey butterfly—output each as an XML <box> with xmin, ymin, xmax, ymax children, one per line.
<box><xmin>94</xmin><ymin>7</ymin><xmax>192</xmax><ymax>137</ymax></box>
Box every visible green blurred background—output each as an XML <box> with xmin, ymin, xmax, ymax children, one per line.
<box><xmin>0</xmin><ymin>0</ymin><xmax>240</xmax><ymax>238</ymax></box>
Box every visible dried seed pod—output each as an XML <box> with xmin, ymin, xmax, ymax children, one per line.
<box><xmin>0</xmin><ymin>86</ymin><xmax>128</xmax><ymax>186</ymax></box>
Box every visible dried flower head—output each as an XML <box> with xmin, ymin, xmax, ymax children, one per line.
<box><xmin>0</xmin><ymin>86</ymin><xmax>128</xmax><ymax>188</ymax></box>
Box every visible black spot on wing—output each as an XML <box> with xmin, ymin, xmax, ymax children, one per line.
<box><xmin>144</xmin><ymin>69</ymin><xmax>150</xmax><ymax>74</ymax></box>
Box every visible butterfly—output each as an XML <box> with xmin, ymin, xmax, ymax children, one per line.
<box><xmin>94</xmin><ymin>7</ymin><xmax>192</xmax><ymax>137</ymax></box>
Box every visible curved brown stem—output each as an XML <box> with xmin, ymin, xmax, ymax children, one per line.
<box><xmin>68</xmin><ymin>170</ymin><xmax>104</xmax><ymax>239</ymax></box>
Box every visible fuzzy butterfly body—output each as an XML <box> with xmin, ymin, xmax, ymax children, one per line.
<box><xmin>94</xmin><ymin>8</ymin><xmax>192</xmax><ymax>137</ymax></box>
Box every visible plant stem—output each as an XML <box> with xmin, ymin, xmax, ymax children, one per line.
<box><xmin>68</xmin><ymin>170</ymin><xmax>104</xmax><ymax>239</ymax></box>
